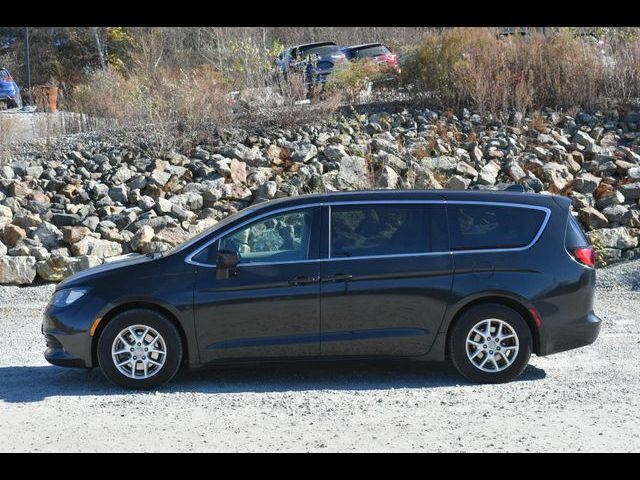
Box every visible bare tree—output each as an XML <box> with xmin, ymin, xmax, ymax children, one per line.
<box><xmin>91</xmin><ymin>27</ymin><xmax>107</xmax><ymax>71</ymax></box>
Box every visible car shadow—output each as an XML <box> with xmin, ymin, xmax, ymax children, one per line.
<box><xmin>0</xmin><ymin>361</ymin><xmax>547</xmax><ymax>403</ymax></box>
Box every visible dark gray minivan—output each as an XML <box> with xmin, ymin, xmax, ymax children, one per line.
<box><xmin>43</xmin><ymin>189</ymin><xmax>601</xmax><ymax>389</ymax></box>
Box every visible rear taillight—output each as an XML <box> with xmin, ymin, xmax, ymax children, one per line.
<box><xmin>385</xmin><ymin>53</ymin><xmax>398</xmax><ymax>64</ymax></box>
<box><xmin>573</xmin><ymin>247</ymin><xmax>595</xmax><ymax>268</ymax></box>
<box><xmin>3</xmin><ymin>75</ymin><xmax>12</xmax><ymax>82</ymax></box>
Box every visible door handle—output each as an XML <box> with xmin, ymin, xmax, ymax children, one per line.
<box><xmin>321</xmin><ymin>274</ymin><xmax>353</xmax><ymax>283</ymax></box>
<box><xmin>288</xmin><ymin>275</ymin><xmax>320</xmax><ymax>286</ymax></box>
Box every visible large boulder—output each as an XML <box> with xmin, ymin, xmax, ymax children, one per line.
<box><xmin>619</xmin><ymin>182</ymin><xmax>640</xmax><ymax>200</ymax></box>
<box><xmin>153</xmin><ymin>227</ymin><xmax>188</xmax><ymax>247</ymax></box>
<box><xmin>622</xmin><ymin>208</ymin><xmax>640</xmax><ymax>228</ymax></box>
<box><xmin>0</xmin><ymin>205</ymin><xmax>13</xmax><ymax>222</ymax></box>
<box><xmin>229</xmin><ymin>159</ymin><xmax>248</xmax><ymax>184</ymax></box>
<box><xmin>572</xmin><ymin>172</ymin><xmax>601</xmax><ymax>194</ymax></box>
<box><xmin>291</xmin><ymin>143</ymin><xmax>318</xmax><ymax>163</ymax></box>
<box><xmin>0</xmin><ymin>256</ymin><xmax>37</xmax><ymax>284</ymax></box>
<box><xmin>578</xmin><ymin>207</ymin><xmax>608</xmax><ymax>229</ymax></box>
<box><xmin>574</xmin><ymin>131</ymin><xmax>600</xmax><ymax>154</ymax></box>
<box><xmin>32</xmin><ymin>222</ymin><xmax>63</xmax><ymax>248</ymax></box>
<box><xmin>61</xmin><ymin>226</ymin><xmax>91</xmax><ymax>244</ymax></box>
<box><xmin>3</xmin><ymin>224</ymin><xmax>27</xmax><ymax>248</ymax></box>
<box><xmin>376</xmin><ymin>166</ymin><xmax>399</xmax><ymax>189</ymax></box>
<box><xmin>542</xmin><ymin>162</ymin><xmax>573</xmax><ymax>191</ymax></box>
<box><xmin>587</xmin><ymin>227</ymin><xmax>639</xmax><ymax>250</ymax></box>
<box><xmin>477</xmin><ymin>160</ymin><xmax>501</xmax><ymax>186</ymax></box>
<box><xmin>36</xmin><ymin>254</ymin><xmax>101</xmax><ymax>282</ymax></box>
<box><xmin>71</xmin><ymin>237</ymin><xmax>123</xmax><ymax>258</ymax></box>
<box><xmin>602</xmin><ymin>204</ymin><xmax>628</xmax><ymax>223</ymax></box>
<box><xmin>336</xmin><ymin>156</ymin><xmax>370</xmax><ymax>190</ymax></box>
<box><xmin>130</xmin><ymin>225</ymin><xmax>154</xmax><ymax>253</ymax></box>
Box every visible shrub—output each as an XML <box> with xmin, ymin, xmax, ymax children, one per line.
<box><xmin>70</xmin><ymin>64</ymin><xmax>233</xmax><ymax>151</ymax></box>
<box><xmin>326</xmin><ymin>59</ymin><xmax>392</xmax><ymax>103</ymax></box>
<box><xmin>401</xmin><ymin>28</ymin><xmax>616</xmax><ymax>115</ymax></box>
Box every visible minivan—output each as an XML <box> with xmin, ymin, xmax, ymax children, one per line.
<box><xmin>42</xmin><ymin>189</ymin><xmax>602</xmax><ymax>389</ymax></box>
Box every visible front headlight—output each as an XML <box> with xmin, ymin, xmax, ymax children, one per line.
<box><xmin>51</xmin><ymin>288</ymin><xmax>89</xmax><ymax>308</ymax></box>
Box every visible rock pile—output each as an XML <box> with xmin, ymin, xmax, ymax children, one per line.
<box><xmin>1</xmin><ymin>107</ymin><xmax>639</xmax><ymax>284</ymax></box>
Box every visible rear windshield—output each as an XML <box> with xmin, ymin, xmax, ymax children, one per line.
<box><xmin>565</xmin><ymin>214</ymin><xmax>590</xmax><ymax>248</ymax></box>
<box><xmin>447</xmin><ymin>204</ymin><xmax>547</xmax><ymax>250</ymax></box>
<box><xmin>352</xmin><ymin>45</ymin><xmax>391</xmax><ymax>58</ymax></box>
<box><xmin>0</xmin><ymin>70</ymin><xmax>10</xmax><ymax>80</ymax></box>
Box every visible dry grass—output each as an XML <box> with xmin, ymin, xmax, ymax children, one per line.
<box><xmin>531</xmin><ymin>114</ymin><xmax>548</xmax><ymax>133</ymax></box>
<box><xmin>401</xmin><ymin>28</ymin><xmax>638</xmax><ymax>116</ymax></box>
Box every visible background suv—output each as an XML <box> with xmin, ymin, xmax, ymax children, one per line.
<box><xmin>0</xmin><ymin>68</ymin><xmax>22</xmax><ymax>109</ymax></box>
<box><xmin>277</xmin><ymin>41</ymin><xmax>348</xmax><ymax>86</ymax></box>
<box><xmin>341</xmin><ymin>43</ymin><xmax>401</xmax><ymax>73</ymax></box>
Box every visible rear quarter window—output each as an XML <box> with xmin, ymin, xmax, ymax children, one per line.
<box><xmin>565</xmin><ymin>214</ymin><xmax>590</xmax><ymax>248</ymax></box>
<box><xmin>447</xmin><ymin>204</ymin><xmax>547</xmax><ymax>251</ymax></box>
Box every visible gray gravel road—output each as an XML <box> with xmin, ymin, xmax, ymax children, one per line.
<box><xmin>0</xmin><ymin>261</ymin><xmax>639</xmax><ymax>452</ymax></box>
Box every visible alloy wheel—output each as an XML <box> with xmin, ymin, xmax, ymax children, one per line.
<box><xmin>465</xmin><ymin>318</ymin><xmax>520</xmax><ymax>373</ymax></box>
<box><xmin>111</xmin><ymin>325</ymin><xmax>167</xmax><ymax>379</ymax></box>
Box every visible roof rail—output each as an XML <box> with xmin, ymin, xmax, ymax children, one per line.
<box><xmin>504</xmin><ymin>184</ymin><xmax>526</xmax><ymax>193</ymax></box>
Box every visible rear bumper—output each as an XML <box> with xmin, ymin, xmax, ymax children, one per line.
<box><xmin>538</xmin><ymin>311</ymin><xmax>602</xmax><ymax>356</ymax></box>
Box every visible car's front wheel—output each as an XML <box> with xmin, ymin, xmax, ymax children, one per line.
<box><xmin>448</xmin><ymin>304</ymin><xmax>532</xmax><ymax>384</ymax></box>
<box><xmin>97</xmin><ymin>309</ymin><xmax>183</xmax><ymax>390</ymax></box>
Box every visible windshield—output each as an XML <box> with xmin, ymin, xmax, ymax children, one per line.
<box><xmin>163</xmin><ymin>206</ymin><xmax>258</xmax><ymax>257</ymax></box>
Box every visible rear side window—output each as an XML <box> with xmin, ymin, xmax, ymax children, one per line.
<box><xmin>447</xmin><ymin>204</ymin><xmax>547</xmax><ymax>251</ymax></box>
<box><xmin>353</xmin><ymin>45</ymin><xmax>391</xmax><ymax>58</ymax></box>
<box><xmin>330</xmin><ymin>204</ymin><xmax>447</xmax><ymax>258</ymax></box>
<box><xmin>565</xmin><ymin>214</ymin><xmax>590</xmax><ymax>248</ymax></box>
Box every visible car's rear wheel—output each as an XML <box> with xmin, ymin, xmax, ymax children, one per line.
<box><xmin>97</xmin><ymin>309</ymin><xmax>182</xmax><ymax>390</ymax></box>
<box><xmin>448</xmin><ymin>304</ymin><xmax>532</xmax><ymax>384</ymax></box>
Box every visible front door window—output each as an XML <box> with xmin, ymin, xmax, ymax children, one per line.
<box><xmin>219</xmin><ymin>209</ymin><xmax>314</xmax><ymax>265</ymax></box>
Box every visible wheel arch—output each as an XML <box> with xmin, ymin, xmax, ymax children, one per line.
<box><xmin>444</xmin><ymin>295</ymin><xmax>541</xmax><ymax>357</ymax></box>
<box><xmin>91</xmin><ymin>301</ymin><xmax>190</xmax><ymax>368</ymax></box>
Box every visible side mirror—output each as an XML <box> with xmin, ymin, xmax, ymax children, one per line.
<box><xmin>216</xmin><ymin>250</ymin><xmax>240</xmax><ymax>280</ymax></box>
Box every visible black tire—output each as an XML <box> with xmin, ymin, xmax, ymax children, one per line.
<box><xmin>448</xmin><ymin>304</ymin><xmax>532</xmax><ymax>384</ymax></box>
<box><xmin>97</xmin><ymin>309</ymin><xmax>183</xmax><ymax>390</ymax></box>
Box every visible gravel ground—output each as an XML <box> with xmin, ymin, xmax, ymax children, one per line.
<box><xmin>0</xmin><ymin>261</ymin><xmax>639</xmax><ymax>452</ymax></box>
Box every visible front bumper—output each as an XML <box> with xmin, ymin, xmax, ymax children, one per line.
<box><xmin>42</xmin><ymin>298</ymin><xmax>102</xmax><ymax>369</ymax></box>
<box><xmin>44</xmin><ymin>333</ymin><xmax>88</xmax><ymax>368</ymax></box>
<box><xmin>538</xmin><ymin>311</ymin><xmax>602</xmax><ymax>356</ymax></box>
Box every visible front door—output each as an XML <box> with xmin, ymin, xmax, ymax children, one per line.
<box><xmin>320</xmin><ymin>203</ymin><xmax>453</xmax><ymax>357</ymax></box>
<box><xmin>194</xmin><ymin>207</ymin><xmax>322</xmax><ymax>362</ymax></box>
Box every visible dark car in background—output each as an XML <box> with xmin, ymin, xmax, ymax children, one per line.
<box><xmin>0</xmin><ymin>68</ymin><xmax>22</xmax><ymax>109</ymax></box>
<box><xmin>341</xmin><ymin>43</ymin><xmax>401</xmax><ymax>74</ymax></box>
<box><xmin>42</xmin><ymin>189</ymin><xmax>601</xmax><ymax>390</ymax></box>
<box><xmin>277</xmin><ymin>41</ymin><xmax>348</xmax><ymax>86</ymax></box>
